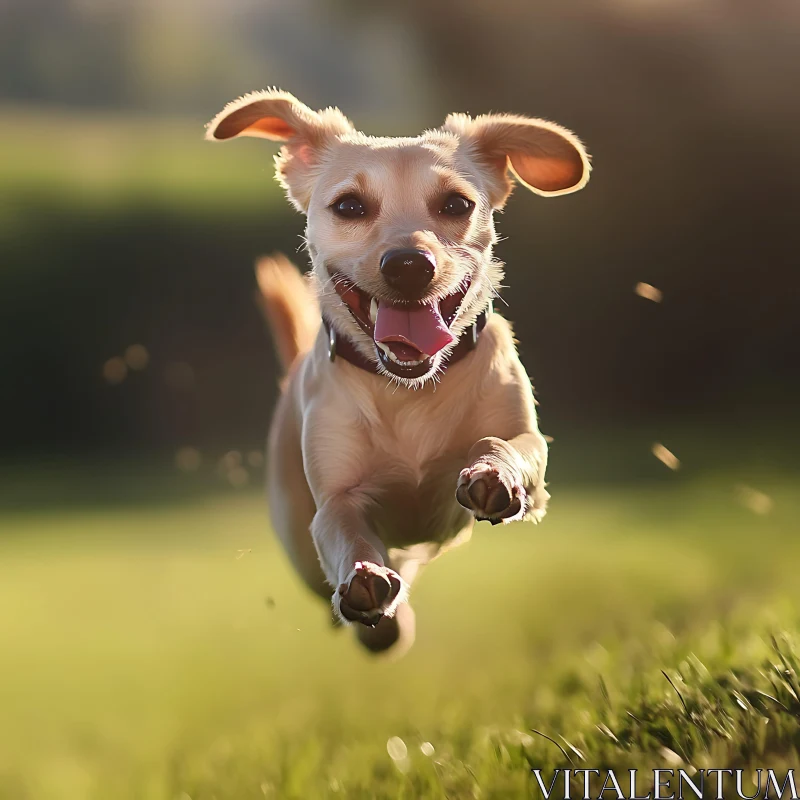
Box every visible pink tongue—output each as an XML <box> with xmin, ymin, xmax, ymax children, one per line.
<box><xmin>374</xmin><ymin>302</ymin><xmax>454</xmax><ymax>357</ymax></box>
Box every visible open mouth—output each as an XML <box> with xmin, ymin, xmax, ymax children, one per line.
<box><xmin>330</xmin><ymin>273</ymin><xmax>470</xmax><ymax>379</ymax></box>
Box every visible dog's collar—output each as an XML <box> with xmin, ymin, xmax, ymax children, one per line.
<box><xmin>323</xmin><ymin>303</ymin><xmax>491</xmax><ymax>376</ymax></box>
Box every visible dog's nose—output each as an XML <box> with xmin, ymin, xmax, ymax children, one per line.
<box><xmin>380</xmin><ymin>248</ymin><xmax>435</xmax><ymax>299</ymax></box>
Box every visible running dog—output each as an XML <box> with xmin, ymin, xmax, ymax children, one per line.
<box><xmin>206</xmin><ymin>90</ymin><xmax>590</xmax><ymax>654</ymax></box>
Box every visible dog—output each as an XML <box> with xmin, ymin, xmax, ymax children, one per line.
<box><xmin>206</xmin><ymin>90</ymin><xmax>590</xmax><ymax>655</ymax></box>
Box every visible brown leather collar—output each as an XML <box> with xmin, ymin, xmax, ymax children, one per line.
<box><xmin>323</xmin><ymin>305</ymin><xmax>491</xmax><ymax>376</ymax></box>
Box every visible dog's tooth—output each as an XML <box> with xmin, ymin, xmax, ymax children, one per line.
<box><xmin>377</xmin><ymin>342</ymin><xmax>392</xmax><ymax>359</ymax></box>
<box><xmin>375</xmin><ymin>343</ymin><xmax>426</xmax><ymax>368</ymax></box>
<box><xmin>369</xmin><ymin>298</ymin><xmax>378</xmax><ymax>325</ymax></box>
<box><xmin>378</xmin><ymin>343</ymin><xmax>401</xmax><ymax>364</ymax></box>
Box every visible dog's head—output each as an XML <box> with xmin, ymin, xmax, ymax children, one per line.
<box><xmin>207</xmin><ymin>90</ymin><xmax>590</xmax><ymax>386</ymax></box>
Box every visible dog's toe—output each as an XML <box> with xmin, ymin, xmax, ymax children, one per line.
<box><xmin>466</xmin><ymin>475</ymin><xmax>489</xmax><ymax>510</ymax></box>
<box><xmin>335</xmin><ymin>561</ymin><xmax>405</xmax><ymax>627</ymax></box>
<box><xmin>457</xmin><ymin>464</ymin><xmax>526</xmax><ymax>523</ymax></box>
<box><xmin>478</xmin><ymin>476</ymin><xmax>511</xmax><ymax>515</ymax></box>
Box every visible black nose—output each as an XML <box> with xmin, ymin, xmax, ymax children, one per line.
<box><xmin>380</xmin><ymin>248</ymin><xmax>435</xmax><ymax>299</ymax></box>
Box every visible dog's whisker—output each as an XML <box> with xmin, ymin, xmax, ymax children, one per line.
<box><xmin>317</xmin><ymin>272</ymin><xmax>339</xmax><ymax>295</ymax></box>
<box><xmin>490</xmin><ymin>289</ymin><xmax>508</xmax><ymax>307</ymax></box>
<box><xmin>494</xmin><ymin>295</ymin><xmax>509</xmax><ymax>309</ymax></box>
<box><xmin>487</xmin><ymin>278</ymin><xmax>509</xmax><ymax>308</ymax></box>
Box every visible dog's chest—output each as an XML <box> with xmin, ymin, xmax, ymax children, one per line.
<box><xmin>365</xmin><ymin>406</ymin><xmax>473</xmax><ymax>545</ymax></box>
<box><xmin>367</xmin><ymin>395</ymin><xmax>468</xmax><ymax>477</ymax></box>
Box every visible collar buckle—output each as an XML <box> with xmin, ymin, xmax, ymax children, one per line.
<box><xmin>328</xmin><ymin>325</ymin><xmax>337</xmax><ymax>362</ymax></box>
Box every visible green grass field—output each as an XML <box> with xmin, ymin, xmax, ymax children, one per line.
<box><xmin>1</xmin><ymin>464</ymin><xmax>799</xmax><ymax>799</ymax></box>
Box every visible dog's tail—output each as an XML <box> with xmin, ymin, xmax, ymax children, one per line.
<box><xmin>256</xmin><ymin>253</ymin><xmax>320</xmax><ymax>374</ymax></box>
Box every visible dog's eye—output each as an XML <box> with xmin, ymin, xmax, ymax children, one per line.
<box><xmin>331</xmin><ymin>195</ymin><xmax>367</xmax><ymax>219</ymax></box>
<box><xmin>440</xmin><ymin>194</ymin><xmax>474</xmax><ymax>217</ymax></box>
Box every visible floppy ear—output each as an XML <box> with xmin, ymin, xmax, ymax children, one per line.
<box><xmin>206</xmin><ymin>89</ymin><xmax>354</xmax><ymax>211</ymax></box>
<box><xmin>443</xmin><ymin>112</ymin><xmax>590</xmax><ymax>207</ymax></box>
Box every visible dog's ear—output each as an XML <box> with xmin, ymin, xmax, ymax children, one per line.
<box><xmin>443</xmin><ymin>113</ymin><xmax>590</xmax><ymax>207</ymax></box>
<box><xmin>206</xmin><ymin>89</ymin><xmax>354</xmax><ymax>211</ymax></box>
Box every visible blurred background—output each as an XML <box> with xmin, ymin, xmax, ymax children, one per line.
<box><xmin>1</xmin><ymin>1</ymin><xmax>799</xmax><ymax>798</ymax></box>
<box><xmin>3</xmin><ymin>0</ymin><xmax>800</xmax><ymax>462</ymax></box>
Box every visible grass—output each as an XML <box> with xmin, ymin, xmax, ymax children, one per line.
<box><xmin>0</xmin><ymin>466</ymin><xmax>799</xmax><ymax>799</ymax></box>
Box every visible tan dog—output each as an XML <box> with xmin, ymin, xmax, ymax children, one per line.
<box><xmin>207</xmin><ymin>90</ymin><xmax>590</xmax><ymax>655</ymax></box>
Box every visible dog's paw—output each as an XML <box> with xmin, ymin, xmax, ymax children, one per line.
<box><xmin>333</xmin><ymin>561</ymin><xmax>407</xmax><ymax>627</ymax></box>
<box><xmin>456</xmin><ymin>462</ymin><xmax>527</xmax><ymax>524</ymax></box>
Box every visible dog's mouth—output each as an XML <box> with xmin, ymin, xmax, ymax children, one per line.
<box><xmin>330</xmin><ymin>273</ymin><xmax>470</xmax><ymax>379</ymax></box>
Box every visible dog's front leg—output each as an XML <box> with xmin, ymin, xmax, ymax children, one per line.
<box><xmin>456</xmin><ymin>433</ymin><xmax>550</xmax><ymax>525</ymax></box>
<box><xmin>312</xmin><ymin>490</ymin><xmax>408</xmax><ymax>626</ymax></box>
